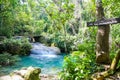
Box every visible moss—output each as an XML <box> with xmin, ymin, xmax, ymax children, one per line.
<box><xmin>24</xmin><ymin>67</ymin><xmax>41</xmax><ymax>80</ymax></box>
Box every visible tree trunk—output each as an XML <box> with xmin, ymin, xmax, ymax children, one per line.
<box><xmin>110</xmin><ymin>50</ymin><xmax>120</xmax><ymax>71</ymax></box>
<box><xmin>72</xmin><ymin>0</ymin><xmax>82</xmax><ymax>33</ymax></box>
<box><xmin>71</xmin><ymin>23</ymin><xmax>77</xmax><ymax>35</ymax></box>
<box><xmin>96</xmin><ymin>0</ymin><xmax>110</xmax><ymax>64</ymax></box>
<box><xmin>63</xmin><ymin>24</ymin><xmax>67</xmax><ymax>52</ymax></box>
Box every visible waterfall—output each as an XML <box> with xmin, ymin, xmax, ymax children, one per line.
<box><xmin>30</xmin><ymin>42</ymin><xmax>61</xmax><ymax>58</ymax></box>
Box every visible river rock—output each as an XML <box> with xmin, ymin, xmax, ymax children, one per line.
<box><xmin>49</xmin><ymin>47</ymin><xmax>61</xmax><ymax>55</ymax></box>
<box><xmin>1</xmin><ymin>66</ymin><xmax>41</xmax><ymax>80</ymax></box>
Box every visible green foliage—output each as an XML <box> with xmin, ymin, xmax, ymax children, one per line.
<box><xmin>59</xmin><ymin>42</ymin><xmax>96</xmax><ymax>80</ymax></box>
<box><xmin>42</xmin><ymin>26</ymin><xmax>97</xmax><ymax>52</ymax></box>
<box><xmin>45</xmin><ymin>0</ymin><xmax>74</xmax><ymax>31</ymax></box>
<box><xmin>20</xmin><ymin>41</ymin><xmax>32</xmax><ymax>55</ymax></box>
<box><xmin>2</xmin><ymin>0</ymin><xmax>120</xmax><ymax>78</ymax></box>
<box><xmin>0</xmin><ymin>38</ymin><xmax>32</xmax><ymax>55</ymax></box>
<box><xmin>0</xmin><ymin>0</ymin><xmax>19</xmax><ymax>37</ymax></box>
<box><xmin>59</xmin><ymin>51</ymin><xmax>96</xmax><ymax>80</ymax></box>
<box><xmin>103</xmin><ymin>0</ymin><xmax>120</xmax><ymax>17</ymax></box>
<box><xmin>109</xmin><ymin>24</ymin><xmax>120</xmax><ymax>59</ymax></box>
<box><xmin>0</xmin><ymin>52</ymin><xmax>20</xmax><ymax>66</ymax></box>
<box><xmin>82</xmin><ymin>0</ymin><xmax>96</xmax><ymax>21</ymax></box>
<box><xmin>49</xmin><ymin>34</ymin><xmax>77</xmax><ymax>52</ymax></box>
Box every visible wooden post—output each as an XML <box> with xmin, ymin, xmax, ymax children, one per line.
<box><xmin>87</xmin><ymin>4</ymin><xmax>120</xmax><ymax>65</ymax></box>
<box><xmin>87</xmin><ymin>17</ymin><xmax>120</xmax><ymax>26</ymax></box>
<box><xmin>95</xmin><ymin>0</ymin><xmax>110</xmax><ymax>64</ymax></box>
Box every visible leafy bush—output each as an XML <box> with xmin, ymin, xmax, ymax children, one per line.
<box><xmin>46</xmin><ymin>33</ymin><xmax>78</xmax><ymax>52</ymax></box>
<box><xmin>0</xmin><ymin>38</ymin><xmax>32</xmax><ymax>55</ymax></box>
<box><xmin>59</xmin><ymin>42</ymin><xmax>97</xmax><ymax>80</ymax></box>
<box><xmin>77</xmin><ymin>41</ymin><xmax>95</xmax><ymax>54</ymax></box>
<box><xmin>0</xmin><ymin>52</ymin><xmax>20</xmax><ymax>66</ymax></box>
<box><xmin>59</xmin><ymin>51</ymin><xmax>96</xmax><ymax>80</ymax></box>
<box><xmin>110</xmin><ymin>24</ymin><xmax>120</xmax><ymax>58</ymax></box>
<box><xmin>20</xmin><ymin>42</ymin><xmax>32</xmax><ymax>55</ymax></box>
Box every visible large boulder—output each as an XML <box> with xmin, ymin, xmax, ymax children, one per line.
<box><xmin>10</xmin><ymin>67</ymin><xmax>41</xmax><ymax>80</ymax></box>
<box><xmin>49</xmin><ymin>47</ymin><xmax>61</xmax><ymax>55</ymax></box>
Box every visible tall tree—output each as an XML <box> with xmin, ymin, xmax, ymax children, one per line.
<box><xmin>72</xmin><ymin>0</ymin><xmax>82</xmax><ymax>34</ymax></box>
<box><xmin>95</xmin><ymin>0</ymin><xmax>110</xmax><ymax>64</ymax></box>
<box><xmin>43</xmin><ymin>0</ymin><xmax>74</xmax><ymax>52</ymax></box>
<box><xmin>0</xmin><ymin>0</ymin><xmax>18</xmax><ymax>37</ymax></box>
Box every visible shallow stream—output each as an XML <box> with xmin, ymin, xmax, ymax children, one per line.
<box><xmin>0</xmin><ymin>43</ymin><xmax>67</xmax><ymax>75</ymax></box>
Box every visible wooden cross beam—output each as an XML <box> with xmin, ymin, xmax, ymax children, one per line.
<box><xmin>87</xmin><ymin>17</ymin><xmax>120</xmax><ymax>27</ymax></box>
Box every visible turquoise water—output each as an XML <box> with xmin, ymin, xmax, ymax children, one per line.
<box><xmin>0</xmin><ymin>54</ymin><xmax>66</xmax><ymax>75</ymax></box>
<box><xmin>0</xmin><ymin>43</ymin><xmax>67</xmax><ymax>75</ymax></box>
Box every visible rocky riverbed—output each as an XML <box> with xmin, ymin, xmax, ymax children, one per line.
<box><xmin>0</xmin><ymin>67</ymin><xmax>59</xmax><ymax>80</ymax></box>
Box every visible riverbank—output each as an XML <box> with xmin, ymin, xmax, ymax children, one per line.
<box><xmin>0</xmin><ymin>74</ymin><xmax>59</xmax><ymax>80</ymax></box>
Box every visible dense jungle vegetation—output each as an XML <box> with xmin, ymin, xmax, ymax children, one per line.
<box><xmin>1</xmin><ymin>0</ymin><xmax>120</xmax><ymax>80</ymax></box>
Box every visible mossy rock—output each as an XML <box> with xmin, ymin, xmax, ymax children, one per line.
<box><xmin>11</xmin><ymin>66</ymin><xmax>41</xmax><ymax>80</ymax></box>
<box><xmin>24</xmin><ymin>67</ymin><xmax>41</xmax><ymax>80</ymax></box>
